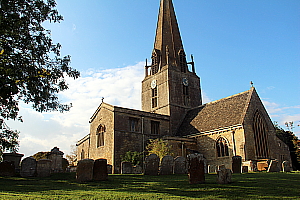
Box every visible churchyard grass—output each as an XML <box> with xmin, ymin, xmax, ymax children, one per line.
<box><xmin>0</xmin><ymin>172</ymin><xmax>299</xmax><ymax>199</ymax></box>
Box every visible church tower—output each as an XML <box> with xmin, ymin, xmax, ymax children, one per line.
<box><xmin>142</xmin><ymin>0</ymin><xmax>202</xmax><ymax>135</ymax></box>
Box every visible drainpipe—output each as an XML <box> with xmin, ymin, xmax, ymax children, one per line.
<box><xmin>141</xmin><ymin>115</ymin><xmax>145</xmax><ymax>171</ymax></box>
<box><xmin>232</xmin><ymin>130</ymin><xmax>237</xmax><ymax>156</ymax></box>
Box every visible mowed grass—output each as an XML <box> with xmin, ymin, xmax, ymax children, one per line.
<box><xmin>0</xmin><ymin>172</ymin><xmax>299</xmax><ymax>199</ymax></box>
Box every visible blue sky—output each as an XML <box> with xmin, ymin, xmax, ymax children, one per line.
<box><xmin>7</xmin><ymin>0</ymin><xmax>300</xmax><ymax>156</ymax></box>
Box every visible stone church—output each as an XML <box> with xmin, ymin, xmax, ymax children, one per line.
<box><xmin>76</xmin><ymin>0</ymin><xmax>291</xmax><ymax>173</ymax></box>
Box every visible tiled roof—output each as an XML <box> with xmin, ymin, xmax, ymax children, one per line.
<box><xmin>177</xmin><ymin>89</ymin><xmax>253</xmax><ymax>136</ymax></box>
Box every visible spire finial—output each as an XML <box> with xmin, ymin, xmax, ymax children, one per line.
<box><xmin>250</xmin><ymin>81</ymin><xmax>254</xmax><ymax>88</ymax></box>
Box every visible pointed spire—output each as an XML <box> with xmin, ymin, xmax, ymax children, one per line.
<box><xmin>153</xmin><ymin>0</ymin><xmax>184</xmax><ymax>69</ymax></box>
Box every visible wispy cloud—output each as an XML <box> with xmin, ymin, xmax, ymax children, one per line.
<box><xmin>7</xmin><ymin>62</ymin><xmax>144</xmax><ymax>157</ymax></box>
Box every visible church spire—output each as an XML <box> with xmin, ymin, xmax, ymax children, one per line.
<box><xmin>151</xmin><ymin>0</ymin><xmax>185</xmax><ymax>72</ymax></box>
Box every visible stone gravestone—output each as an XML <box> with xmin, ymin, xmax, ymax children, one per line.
<box><xmin>174</xmin><ymin>156</ymin><xmax>187</xmax><ymax>174</ymax></box>
<box><xmin>208</xmin><ymin>165</ymin><xmax>217</xmax><ymax>173</ymax></box>
<box><xmin>250</xmin><ymin>160</ymin><xmax>258</xmax><ymax>172</ymax></box>
<box><xmin>76</xmin><ymin>159</ymin><xmax>94</xmax><ymax>182</ymax></box>
<box><xmin>93</xmin><ymin>159</ymin><xmax>108</xmax><ymax>181</ymax></box>
<box><xmin>0</xmin><ymin>161</ymin><xmax>15</xmax><ymax>176</ymax></box>
<box><xmin>232</xmin><ymin>156</ymin><xmax>242</xmax><ymax>173</ymax></box>
<box><xmin>2</xmin><ymin>152</ymin><xmax>24</xmax><ymax>173</ymax></box>
<box><xmin>20</xmin><ymin>157</ymin><xmax>37</xmax><ymax>177</ymax></box>
<box><xmin>133</xmin><ymin>165</ymin><xmax>143</xmax><ymax>174</ymax></box>
<box><xmin>267</xmin><ymin>160</ymin><xmax>280</xmax><ymax>172</ymax></box>
<box><xmin>217</xmin><ymin>168</ymin><xmax>232</xmax><ymax>184</ymax></box>
<box><xmin>48</xmin><ymin>147</ymin><xmax>64</xmax><ymax>173</ymax></box>
<box><xmin>121</xmin><ymin>161</ymin><xmax>133</xmax><ymax>174</ymax></box>
<box><xmin>160</xmin><ymin>155</ymin><xmax>174</xmax><ymax>175</ymax></box>
<box><xmin>187</xmin><ymin>154</ymin><xmax>205</xmax><ymax>184</ymax></box>
<box><xmin>242</xmin><ymin>166</ymin><xmax>248</xmax><ymax>173</ymax></box>
<box><xmin>37</xmin><ymin>159</ymin><xmax>52</xmax><ymax>177</ymax></box>
<box><xmin>107</xmin><ymin>164</ymin><xmax>113</xmax><ymax>174</ymax></box>
<box><xmin>282</xmin><ymin>161</ymin><xmax>291</xmax><ymax>172</ymax></box>
<box><xmin>144</xmin><ymin>154</ymin><xmax>159</xmax><ymax>175</ymax></box>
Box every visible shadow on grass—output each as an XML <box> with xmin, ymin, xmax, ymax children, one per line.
<box><xmin>0</xmin><ymin>172</ymin><xmax>300</xmax><ymax>199</ymax></box>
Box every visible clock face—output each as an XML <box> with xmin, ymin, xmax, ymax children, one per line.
<box><xmin>182</xmin><ymin>77</ymin><xmax>188</xmax><ymax>86</ymax></box>
<box><xmin>151</xmin><ymin>79</ymin><xmax>157</xmax><ymax>89</ymax></box>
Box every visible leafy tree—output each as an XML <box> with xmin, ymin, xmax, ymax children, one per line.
<box><xmin>146</xmin><ymin>138</ymin><xmax>173</xmax><ymax>160</ymax></box>
<box><xmin>32</xmin><ymin>151</ymin><xmax>50</xmax><ymax>160</ymax></box>
<box><xmin>120</xmin><ymin>151</ymin><xmax>143</xmax><ymax>166</ymax></box>
<box><xmin>0</xmin><ymin>0</ymin><xmax>80</xmax><ymax>153</ymax></box>
<box><xmin>274</xmin><ymin>121</ymin><xmax>300</xmax><ymax>170</ymax></box>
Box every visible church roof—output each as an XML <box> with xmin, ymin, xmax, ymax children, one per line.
<box><xmin>177</xmin><ymin>88</ymin><xmax>254</xmax><ymax>136</ymax></box>
<box><xmin>154</xmin><ymin>0</ymin><xmax>184</xmax><ymax>67</ymax></box>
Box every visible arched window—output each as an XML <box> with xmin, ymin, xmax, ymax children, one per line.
<box><xmin>96</xmin><ymin>125</ymin><xmax>105</xmax><ymax>147</ymax></box>
<box><xmin>253</xmin><ymin>111</ymin><xmax>269</xmax><ymax>158</ymax></box>
<box><xmin>151</xmin><ymin>50</ymin><xmax>160</xmax><ymax>75</ymax></box>
<box><xmin>178</xmin><ymin>49</ymin><xmax>187</xmax><ymax>73</ymax></box>
<box><xmin>216</xmin><ymin>137</ymin><xmax>229</xmax><ymax>157</ymax></box>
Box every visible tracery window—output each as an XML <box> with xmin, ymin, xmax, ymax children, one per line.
<box><xmin>178</xmin><ymin>49</ymin><xmax>187</xmax><ymax>73</ymax></box>
<box><xmin>152</xmin><ymin>87</ymin><xmax>158</xmax><ymax>108</ymax></box>
<box><xmin>216</xmin><ymin>137</ymin><xmax>229</xmax><ymax>157</ymax></box>
<box><xmin>96</xmin><ymin>124</ymin><xmax>105</xmax><ymax>147</ymax></box>
<box><xmin>253</xmin><ymin>111</ymin><xmax>269</xmax><ymax>158</ymax></box>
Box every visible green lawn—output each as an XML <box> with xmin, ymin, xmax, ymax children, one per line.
<box><xmin>0</xmin><ymin>172</ymin><xmax>299</xmax><ymax>199</ymax></box>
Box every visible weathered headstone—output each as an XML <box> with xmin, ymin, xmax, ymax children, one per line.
<box><xmin>218</xmin><ymin>165</ymin><xmax>226</xmax><ymax>170</ymax></box>
<box><xmin>144</xmin><ymin>154</ymin><xmax>159</xmax><ymax>175</ymax></box>
<box><xmin>232</xmin><ymin>156</ymin><xmax>242</xmax><ymax>173</ymax></box>
<box><xmin>242</xmin><ymin>166</ymin><xmax>248</xmax><ymax>173</ymax></box>
<box><xmin>267</xmin><ymin>160</ymin><xmax>280</xmax><ymax>172</ymax></box>
<box><xmin>133</xmin><ymin>165</ymin><xmax>143</xmax><ymax>174</ymax></box>
<box><xmin>107</xmin><ymin>164</ymin><xmax>112</xmax><ymax>174</ymax></box>
<box><xmin>282</xmin><ymin>161</ymin><xmax>291</xmax><ymax>172</ymax></box>
<box><xmin>208</xmin><ymin>165</ymin><xmax>217</xmax><ymax>173</ymax></box>
<box><xmin>37</xmin><ymin>159</ymin><xmax>52</xmax><ymax>177</ymax></box>
<box><xmin>0</xmin><ymin>161</ymin><xmax>15</xmax><ymax>176</ymax></box>
<box><xmin>48</xmin><ymin>147</ymin><xmax>64</xmax><ymax>173</ymax></box>
<box><xmin>121</xmin><ymin>161</ymin><xmax>133</xmax><ymax>174</ymax></box>
<box><xmin>160</xmin><ymin>155</ymin><xmax>174</xmax><ymax>175</ymax></box>
<box><xmin>257</xmin><ymin>160</ymin><xmax>269</xmax><ymax>171</ymax></box>
<box><xmin>76</xmin><ymin>159</ymin><xmax>94</xmax><ymax>182</ymax></box>
<box><xmin>217</xmin><ymin>168</ymin><xmax>232</xmax><ymax>184</ymax></box>
<box><xmin>93</xmin><ymin>159</ymin><xmax>108</xmax><ymax>181</ymax></box>
<box><xmin>2</xmin><ymin>152</ymin><xmax>24</xmax><ymax>173</ymax></box>
<box><xmin>174</xmin><ymin>156</ymin><xmax>187</xmax><ymax>174</ymax></box>
<box><xmin>20</xmin><ymin>157</ymin><xmax>37</xmax><ymax>177</ymax></box>
<box><xmin>187</xmin><ymin>154</ymin><xmax>205</xmax><ymax>184</ymax></box>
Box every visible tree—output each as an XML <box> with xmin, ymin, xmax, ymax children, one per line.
<box><xmin>65</xmin><ymin>145</ymin><xmax>77</xmax><ymax>166</ymax></box>
<box><xmin>32</xmin><ymin>151</ymin><xmax>50</xmax><ymax>160</ymax></box>
<box><xmin>146</xmin><ymin>138</ymin><xmax>173</xmax><ymax>160</ymax></box>
<box><xmin>120</xmin><ymin>151</ymin><xmax>143</xmax><ymax>166</ymax></box>
<box><xmin>274</xmin><ymin>121</ymin><xmax>300</xmax><ymax>170</ymax></box>
<box><xmin>0</xmin><ymin>0</ymin><xmax>80</xmax><ymax>153</ymax></box>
